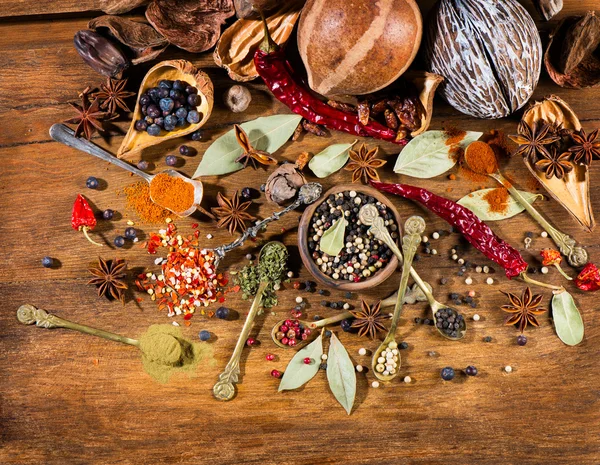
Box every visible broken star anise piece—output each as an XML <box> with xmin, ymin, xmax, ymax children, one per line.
<box><xmin>509</xmin><ymin>120</ymin><xmax>561</xmax><ymax>164</ymax></box>
<box><xmin>535</xmin><ymin>146</ymin><xmax>574</xmax><ymax>180</ymax></box>
<box><xmin>350</xmin><ymin>300</ymin><xmax>390</xmax><ymax>339</ymax></box>
<box><xmin>64</xmin><ymin>90</ymin><xmax>113</xmax><ymax>140</ymax></box>
<box><xmin>88</xmin><ymin>258</ymin><xmax>128</xmax><ymax>304</ymax></box>
<box><xmin>567</xmin><ymin>128</ymin><xmax>600</xmax><ymax>166</ymax></box>
<box><xmin>211</xmin><ymin>190</ymin><xmax>256</xmax><ymax>235</ymax></box>
<box><xmin>93</xmin><ymin>77</ymin><xmax>135</xmax><ymax>115</ymax></box>
<box><xmin>234</xmin><ymin>124</ymin><xmax>278</xmax><ymax>169</ymax></box>
<box><xmin>344</xmin><ymin>143</ymin><xmax>387</xmax><ymax>184</ymax></box>
<box><xmin>500</xmin><ymin>287</ymin><xmax>547</xmax><ymax>333</ymax></box>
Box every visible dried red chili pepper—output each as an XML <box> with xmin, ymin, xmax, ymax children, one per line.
<box><xmin>72</xmin><ymin>194</ymin><xmax>102</xmax><ymax>246</ymax></box>
<box><xmin>541</xmin><ymin>248</ymin><xmax>573</xmax><ymax>281</ymax></box>
<box><xmin>254</xmin><ymin>21</ymin><xmax>407</xmax><ymax>145</ymax></box>
<box><xmin>575</xmin><ymin>263</ymin><xmax>600</xmax><ymax>291</ymax></box>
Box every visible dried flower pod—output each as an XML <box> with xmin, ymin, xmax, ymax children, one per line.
<box><xmin>99</xmin><ymin>0</ymin><xmax>148</xmax><ymax>14</ymax></box>
<box><xmin>532</xmin><ymin>0</ymin><xmax>562</xmax><ymax>21</ymax></box>
<box><xmin>214</xmin><ymin>1</ymin><xmax>303</xmax><ymax>81</ymax></box>
<box><xmin>234</xmin><ymin>0</ymin><xmax>284</xmax><ymax>19</ymax></box>
<box><xmin>544</xmin><ymin>12</ymin><xmax>600</xmax><ymax>89</ymax></box>
<box><xmin>88</xmin><ymin>16</ymin><xmax>169</xmax><ymax>66</ymax></box>
<box><xmin>425</xmin><ymin>0</ymin><xmax>541</xmax><ymax>119</ymax></box>
<box><xmin>74</xmin><ymin>30</ymin><xmax>130</xmax><ymax>78</ymax></box>
<box><xmin>146</xmin><ymin>0</ymin><xmax>235</xmax><ymax>53</ymax></box>
<box><xmin>223</xmin><ymin>85</ymin><xmax>252</xmax><ymax>113</ymax></box>
<box><xmin>265</xmin><ymin>163</ymin><xmax>307</xmax><ymax>205</ymax></box>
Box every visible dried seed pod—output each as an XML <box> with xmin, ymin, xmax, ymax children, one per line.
<box><xmin>327</xmin><ymin>100</ymin><xmax>356</xmax><ymax>112</ymax></box>
<box><xmin>302</xmin><ymin>120</ymin><xmax>327</xmax><ymax>137</ymax></box>
<box><xmin>223</xmin><ymin>85</ymin><xmax>252</xmax><ymax>113</ymax></box>
<box><xmin>371</xmin><ymin>99</ymin><xmax>388</xmax><ymax>115</ymax></box>
<box><xmin>357</xmin><ymin>101</ymin><xmax>370</xmax><ymax>126</ymax></box>
<box><xmin>425</xmin><ymin>0</ymin><xmax>541</xmax><ymax>119</ymax></box>
<box><xmin>558</xmin><ymin>12</ymin><xmax>600</xmax><ymax>74</ymax></box>
<box><xmin>532</xmin><ymin>0</ymin><xmax>563</xmax><ymax>21</ymax></box>
<box><xmin>384</xmin><ymin>109</ymin><xmax>399</xmax><ymax>129</ymax></box>
<box><xmin>74</xmin><ymin>30</ymin><xmax>130</xmax><ymax>78</ymax></box>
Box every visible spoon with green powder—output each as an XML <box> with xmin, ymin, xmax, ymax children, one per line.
<box><xmin>213</xmin><ymin>241</ymin><xmax>288</xmax><ymax>401</ymax></box>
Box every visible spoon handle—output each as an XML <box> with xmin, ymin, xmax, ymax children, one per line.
<box><xmin>49</xmin><ymin>124</ymin><xmax>152</xmax><ymax>183</ymax></box>
<box><xmin>213</xmin><ymin>281</ymin><xmax>269</xmax><ymax>401</ymax></box>
<box><xmin>17</xmin><ymin>304</ymin><xmax>140</xmax><ymax>347</ymax></box>
<box><xmin>308</xmin><ymin>311</ymin><xmax>353</xmax><ymax>329</ymax></box>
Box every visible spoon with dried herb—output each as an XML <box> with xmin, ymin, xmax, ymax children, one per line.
<box><xmin>213</xmin><ymin>241</ymin><xmax>289</xmax><ymax>401</ymax></box>
<box><xmin>270</xmin><ymin>311</ymin><xmax>353</xmax><ymax>349</ymax></box>
<box><xmin>372</xmin><ymin>216</ymin><xmax>424</xmax><ymax>382</ymax></box>
<box><xmin>463</xmin><ymin>140</ymin><xmax>588</xmax><ymax>268</ymax></box>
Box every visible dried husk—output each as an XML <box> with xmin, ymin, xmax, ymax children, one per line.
<box><xmin>145</xmin><ymin>0</ymin><xmax>235</xmax><ymax>53</ymax></box>
<box><xmin>117</xmin><ymin>60</ymin><xmax>213</xmax><ymax>158</ymax></box>
<box><xmin>89</xmin><ymin>16</ymin><xmax>169</xmax><ymax>65</ymax></box>
<box><xmin>544</xmin><ymin>12</ymin><xmax>600</xmax><ymax>89</ymax></box>
<box><xmin>403</xmin><ymin>71</ymin><xmax>444</xmax><ymax>137</ymax></box>
<box><xmin>214</xmin><ymin>1</ymin><xmax>303</xmax><ymax>82</ymax></box>
<box><xmin>99</xmin><ymin>0</ymin><xmax>148</xmax><ymax>14</ymax></box>
<box><xmin>533</xmin><ymin>0</ymin><xmax>563</xmax><ymax>21</ymax></box>
<box><xmin>234</xmin><ymin>0</ymin><xmax>283</xmax><ymax>19</ymax></box>
<box><xmin>521</xmin><ymin>95</ymin><xmax>595</xmax><ymax>231</ymax></box>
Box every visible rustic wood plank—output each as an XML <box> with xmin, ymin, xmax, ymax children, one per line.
<box><xmin>0</xmin><ymin>1</ymin><xmax>101</xmax><ymax>18</ymax></box>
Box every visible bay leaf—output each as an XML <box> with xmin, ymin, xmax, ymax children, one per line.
<box><xmin>278</xmin><ymin>335</ymin><xmax>323</xmax><ymax>391</ymax></box>
<box><xmin>326</xmin><ymin>332</ymin><xmax>356</xmax><ymax>415</ymax></box>
<box><xmin>393</xmin><ymin>130</ymin><xmax>483</xmax><ymax>178</ymax></box>
<box><xmin>552</xmin><ymin>290</ymin><xmax>584</xmax><ymax>346</ymax></box>
<box><xmin>308</xmin><ymin>140</ymin><xmax>357</xmax><ymax>178</ymax></box>
<box><xmin>193</xmin><ymin>114</ymin><xmax>302</xmax><ymax>177</ymax></box>
<box><xmin>319</xmin><ymin>217</ymin><xmax>348</xmax><ymax>257</ymax></box>
<box><xmin>457</xmin><ymin>188</ymin><xmax>543</xmax><ymax>221</ymax></box>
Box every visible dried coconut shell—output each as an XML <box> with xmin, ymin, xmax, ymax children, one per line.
<box><xmin>214</xmin><ymin>1</ymin><xmax>304</xmax><ymax>82</ymax></box>
<box><xmin>521</xmin><ymin>95</ymin><xmax>595</xmax><ymax>231</ymax></box>
<box><xmin>89</xmin><ymin>16</ymin><xmax>169</xmax><ymax>65</ymax></box>
<box><xmin>145</xmin><ymin>0</ymin><xmax>235</xmax><ymax>53</ymax></box>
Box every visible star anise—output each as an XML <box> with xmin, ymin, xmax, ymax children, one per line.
<box><xmin>500</xmin><ymin>287</ymin><xmax>547</xmax><ymax>333</ymax></box>
<box><xmin>93</xmin><ymin>78</ymin><xmax>135</xmax><ymax>115</ymax></box>
<box><xmin>88</xmin><ymin>258</ymin><xmax>128</xmax><ymax>304</ymax></box>
<box><xmin>535</xmin><ymin>146</ymin><xmax>574</xmax><ymax>179</ymax></box>
<box><xmin>350</xmin><ymin>300</ymin><xmax>390</xmax><ymax>339</ymax></box>
<box><xmin>344</xmin><ymin>144</ymin><xmax>387</xmax><ymax>183</ymax></box>
<box><xmin>567</xmin><ymin>128</ymin><xmax>600</xmax><ymax>166</ymax></box>
<box><xmin>64</xmin><ymin>90</ymin><xmax>113</xmax><ymax>140</ymax></box>
<box><xmin>509</xmin><ymin>120</ymin><xmax>561</xmax><ymax>164</ymax></box>
<box><xmin>211</xmin><ymin>191</ymin><xmax>256</xmax><ymax>235</ymax></box>
<box><xmin>234</xmin><ymin>124</ymin><xmax>278</xmax><ymax>169</ymax></box>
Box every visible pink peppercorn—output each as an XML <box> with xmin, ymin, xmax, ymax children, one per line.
<box><xmin>288</xmin><ymin>339</ymin><xmax>297</xmax><ymax>347</ymax></box>
<box><xmin>284</xmin><ymin>320</ymin><xmax>293</xmax><ymax>327</ymax></box>
<box><xmin>266</xmin><ymin>354</ymin><xmax>275</xmax><ymax>361</ymax></box>
<box><xmin>281</xmin><ymin>337</ymin><xmax>289</xmax><ymax>345</ymax></box>
<box><xmin>280</xmin><ymin>325</ymin><xmax>289</xmax><ymax>333</ymax></box>
<box><xmin>303</xmin><ymin>357</ymin><xmax>312</xmax><ymax>365</ymax></box>
<box><xmin>246</xmin><ymin>337</ymin><xmax>257</xmax><ymax>346</ymax></box>
<box><xmin>271</xmin><ymin>369</ymin><xmax>281</xmax><ymax>378</ymax></box>
<box><xmin>301</xmin><ymin>333</ymin><xmax>309</xmax><ymax>340</ymax></box>
<box><xmin>468</xmin><ymin>290</ymin><xmax>476</xmax><ymax>297</ymax></box>
<box><xmin>287</xmin><ymin>330</ymin><xmax>296</xmax><ymax>338</ymax></box>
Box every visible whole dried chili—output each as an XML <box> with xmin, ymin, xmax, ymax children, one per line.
<box><xmin>254</xmin><ymin>20</ymin><xmax>407</xmax><ymax>145</ymax></box>
<box><xmin>72</xmin><ymin>194</ymin><xmax>103</xmax><ymax>246</ymax></box>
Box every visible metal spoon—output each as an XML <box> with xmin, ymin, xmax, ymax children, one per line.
<box><xmin>49</xmin><ymin>123</ymin><xmax>203</xmax><ymax>218</ymax></box>
<box><xmin>213</xmin><ymin>241</ymin><xmax>288</xmax><ymax>401</ymax></box>
<box><xmin>270</xmin><ymin>311</ymin><xmax>353</xmax><ymax>349</ymax></box>
<box><xmin>359</xmin><ymin>204</ymin><xmax>467</xmax><ymax>341</ymax></box>
<box><xmin>372</xmin><ymin>216</ymin><xmax>424</xmax><ymax>382</ymax></box>
<box><xmin>16</xmin><ymin>304</ymin><xmax>182</xmax><ymax>366</ymax></box>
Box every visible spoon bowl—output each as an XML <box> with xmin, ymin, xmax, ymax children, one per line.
<box><xmin>271</xmin><ymin>312</ymin><xmax>352</xmax><ymax>349</ymax></box>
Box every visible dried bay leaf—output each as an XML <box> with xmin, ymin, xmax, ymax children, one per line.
<box><xmin>393</xmin><ymin>130</ymin><xmax>482</xmax><ymax>179</ymax></box>
<box><xmin>99</xmin><ymin>0</ymin><xmax>148</xmax><ymax>14</ymax></box>
<box><xmin>319</xmin><ymin>217</ymin><xmax>348</xmax><ymax>257</ymax></box>
<box><xmin>457</xmin><ymin>188</ymin><xmax>543</xmax><ymax>221</ymax></box>
<box><xmin>194</xmin><ymin>114</ymin><xmax>302</xmax><ymax>177</ymax></box>
<box><xmin>278</xmin><ymin>335</ymin><xmax>323</xmax><ymax>391</ymax></box>
<box><xmin>552</xmin><ymin>291</ymin><xmax>584</xmax><ymax>346</ymax></box>
<box><xmin>89</xmin><ymin>16</ymin><xmax>169</xmax><ymax>65</ymax></box>
<box><xmin>308</xmin><ymin>140</ymin><xmax>357</xmax><ymax>178</ymax></box>
<box><xmin>326</xmin><ymin>333</ymin><xmax>356</xmax><ymax>415</ymax></box>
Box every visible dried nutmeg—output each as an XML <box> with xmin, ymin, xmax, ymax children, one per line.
<box><xmin>265</xmin><ymin>163</ymin><xmax>307</xmax><ymax>205</ymax></box>
<box><xmin>74</xmin><ymin>30</ymin><xmax>130</xmax><ymax>78</ymax></box>
<box><xmin>223</xmin><ymin>85</ymin><xmax>251</xmax><ymax>113</ymax></box>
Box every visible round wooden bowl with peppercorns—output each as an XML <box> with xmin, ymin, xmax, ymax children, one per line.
<box><xmin>298</xmin><ymin>184</ymin><xmax>401</xmax><ymax>291</ymax></box>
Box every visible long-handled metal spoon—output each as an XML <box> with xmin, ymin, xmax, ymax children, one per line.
<box><xmin>17</xmin><ymin>304</ymin><xmax>183</xmax><ymax>366</ymax></box>
<box><xmin>270</xmin><ymin>311</ymin><xmax>353</xmax><ymax>349</ymax></box>
<box><xmin>213</xmin><ymin>242</ymin><xmax>288</xmax><ymax>401</ymax></box>
<box><xmin>359</xmin><ymin>204</ymin><xmax>467</xmax><ymax>341</ymax></box>
<box><xmin>372</xmin><ymin>216</ymin><xmax>424</xmax><ymax>382</ymax></box>
<box><xmin>50</xmin><ymin>123</ymin><xmax>204</xmax><ymax>218</ymax></box>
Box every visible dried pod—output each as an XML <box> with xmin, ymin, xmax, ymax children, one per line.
<box><xmin>74</xmin><ymin>30</ymin><xmax>130</xmax><ymax>78</ymax></box>
<box><xmin>99</xmin><ymin>0</ymin><xmax>148</xmax><ymax>14</ymax></box>
<box><xmin>117</xmin><ymin>60</ymin><xmax>213</xmax><ymax>158</ymax></box>
<box><xmin>146</xmin><ymin>0</ymin><xmax>235</xmax><ymax>53</ymax></box>
<box><xmin>521</xmin><ymin>96</ymin><xmax>595</xmax><ymax>231</ymax></box>
<box><xmin>214</xmin><ymin>1</ymin><xmax>303</xmax><ymax>82</ymax></box>
<box><xmin>406</xmin><ymin>71</ymin><xmax>444</xmax><ymax>136</ymax></box>
<box><xmin>234</xmin><ymin>0</ymin><xmax>284</xmax><ymax>19</ymax></box>
<box><xmin>265</xmin><ymin>163</ymin><xmax>307</xmax><ymax>205</ymax></box>
<box><xmin>223</xmin><ymin>85</ymin><xmax>252</xmax><ymax>113</ymax></box>
<box><xmin>532</xmin><ymin>0</ymin><xmax>562</xmax><ymax>21</ymax></box>
<box><xmin>425</xmin><ymin>0</ymin><xmax>541</xmax><ymax>119</ymax></box>
<box><xmin>544</xmin><ymin>12</ymin><xmax>600</xmax><ymax>89</ymax></box>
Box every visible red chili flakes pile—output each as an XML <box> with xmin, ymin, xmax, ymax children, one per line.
<box><xmin>136</xmin><ymin>222</ymin><xmax>228</xmax><ymax>319</ymax></box>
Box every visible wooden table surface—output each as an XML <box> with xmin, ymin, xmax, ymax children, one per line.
<box><xmin>1</xmin><ymin>1</ymin><xmax>599</xmax><ymax>464</ymax></box>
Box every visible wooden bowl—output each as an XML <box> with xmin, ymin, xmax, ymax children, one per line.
<box><xmin>298</xmin><ymin>184</ymin><xmax>401</xmax><ymax>291</ymax></box>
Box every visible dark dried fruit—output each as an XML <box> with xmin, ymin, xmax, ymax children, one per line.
<box><xmin>74</xmin><ymin>30</ymin><xmax>130</xmax><ymax>78</ymax></box>
<box><xmin>557</xmin><ymin>11</ymin><xmax>600</xmax><ymax>74</ymax></box>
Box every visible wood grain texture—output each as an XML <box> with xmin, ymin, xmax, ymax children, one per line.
<box><xmin>1</xmin><ymin>2</ymin><xmax>600</xmax><ymax>464</ymax></box>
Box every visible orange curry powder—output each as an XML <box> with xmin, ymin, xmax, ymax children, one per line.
<box><xmin>123</xmin><ymin>181</ymin><xmax>171</xmax><ymax>224</ymax></box>
<box><xmin>482</xmin><ymin>187</ymin><xmax>510</xmax><ymax>214</ymax></box>
<box><xmin>465</xmin><ymin>141</ymin><xmax>498</xmax><ymax>175</ymax></box>
<box><xmin>149</xmin><ymin>173</ymin><xmax>195</xmax><ymax>214</ymax></box>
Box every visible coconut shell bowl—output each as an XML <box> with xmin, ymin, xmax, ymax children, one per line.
<box><xmin>298</xmin><ymin>184</ymin><xmax>401</xmax><ymax>291</ymax></box>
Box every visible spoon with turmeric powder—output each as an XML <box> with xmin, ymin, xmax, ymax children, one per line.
<box><xmin>464</xmin><ymin>141</ymin><xmax>588</xmax><ymax>268</ymax></box>
<box><xmin>50</xmin><ymin>123</ymin><xmax>204</xmax><ymax>217</ymax></box>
